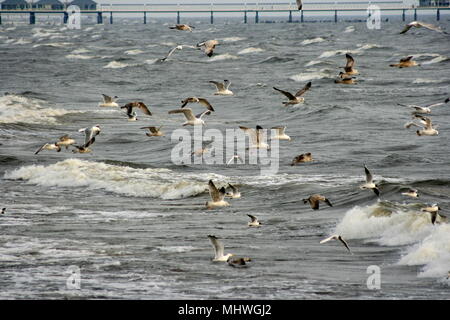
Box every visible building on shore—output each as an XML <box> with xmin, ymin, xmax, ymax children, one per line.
<box><xmin>68</xmin><ymin>0</ymin><xmax>96</xmax><ymax>10</ymax></box>
<box><xmin>32</xmin><ymin>0</ymin><xmax>64</xmax><ymax>10</ymax></box>
<box><xmin>1</xmin><ymin>0</ymin><xmax>29</xmax><ymax>9</ymax></box>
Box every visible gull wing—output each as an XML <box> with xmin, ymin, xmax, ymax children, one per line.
<box><xmin>320</xmin><ymin>235</ymin><xmax>337</xmax><ymax>244</ymax></box>
<box><xmin>338</xmin><ymin>236</ymin><xmax>352</xmax><ymax>254</ymax></box>
<box><xmin>35</xmin><ymin>143</ymin><xmax>48</xmax><ymax>155</ymax></box>
<box><xmin>239</xmin><ymin>126</ymin><xmax>258</xmax><ymax>146</ymax></box>
<box><xmin>420</xmin><ymin>21</ymin><xmax>447</xmax><ymax>34</ymax></box>
<box><xmin>169</xmin><ymin>108</ymin><xmax>196</xmax><ymax>121</ymax></box>
<box><xmin>137</xmin><ymin>102</ymin><xmax>152</xmax><ymax>116</ymax></box>
<box><xmin>296</xmin><ymin>0</ymin><xmax>302</xmax><ymax>10</ymax></box>
<box><xmin>271</xmin><ymin>126</ymin><xmax>286</xmax><ymax>135</ymax></box>
<box><xmin>208</xmin><ymin>180</ymin><xmax>223</xmax><ymax>202</ymax></box>
<box><xmin>209</xmin><ymin>81</ymin><xmax>225</xmax><ymax>91</ymax></box>
<box><xmin>400</xmin><ymin>24</ymin><xmax>413</xmax><ymax>34</ymax></box>
<box><xmin>208</xmin><ymin>235</ymin><xmax>224</xmax><ymax>259</ymax></box>
<box><xmin>197</xmin><ymin>98</ymin><xmax>214</xmax><ymax>111</ymax></box>
<box><xmin>256</xmin><ymin>125</ymin><xmax>265</xmax><ymax>145</ymax></box>
<box><xmin>364</xmin><ymin>165</ymin><xmax>373</xmax><ymax>184</ymax></box>
<box><xmin>425</xmin><ymin>97</ymin><xmax>450</xmax><ymax>108</ymax></box>
<box><xmin>59</xmin><ymin>134</ymin><xmax>70</xmax><ymax>142</ymax></box>
<box><xmin>294</xmin><ymin>81</ymin><xmax>312</xmax><ymax>97</ymax></box>
<box><xmin>247</xmin><ymin>214</ymin><xmax>257</xmax><ymax>223</ymax></box>
<box><xmin>344</xmin><ymin>53</ymin><xmax>355</xmax><ymax>72</ymax></box>
<box><xmin>224</xmin><ymin>80</ymin><xmax>232</xmax><ymax>90</ymax></box>
<box><xmin>102</xmin><ymin>94</ymin><xmax>112</xmax><ymax>103</ymax></box>
<box><xmin>273</xmin><ymin>87</ymin><xmax>296</xmax><ymax>100</ymax></box>
<box><xmin>196</xmin><ymin>110</ymin><xmax>211</xmax><ymax>119</ymax></box>
<box><xmin>400</xmin><ymin>56</ymin><xmax>413</xmax><ymax>63</ymax></box>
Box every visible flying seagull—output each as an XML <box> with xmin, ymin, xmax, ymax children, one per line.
<box><xmin>73</xmin><ymin>125</ymin><xmax>101</xmax><ymax>153</ymax></box>
<box><xmin>140</xmin><ymin>126</ymin><xmax>164</xmax><ymax>137</ymax></box>
<box><xmin>181</xmin><ymin>97</ymin><xmax>214</xmax><ymax>111</ymax></box>
<box><xmin>342</xmin><ymin>53</ymin><xmax>358</xmax><ymax>75</ymax></box>
<box><xmin>401</xmin><ymin>188</ymin><xmax>419</xmax><ymax>198</ymax></box>
<box><xmin>303</xmin><ymin>194</ymin><xmax>333</xmax><ymax>210</ymax></box>
<box><xmin>169</xmin><ymin>24</ymin><xmax>194</xmax><ymax>32</ymax></box>
<box><xmin>207</xmin><ymin>235</ymin><xmax>233</xmax><ymax>262</ymax></box>
<box><xmin>168</xmin><ymin>108</ymin><xmax>211</xmax><ymax>126</ymax></box>
<box><xmin>400</xmin><ymin>21</ymin><xmax>448</xmax><ymax>34</ymax></box>
<box><xmin>225</xmin><ymin>183</ymin><xmax>241</xmax><ymax>199</ymax></box>
<box><xmin>206</xmin><ymin>180</ymin><xmax>230</xmax><ymax>209</ymax></box>
<box><xmin>99</xmin><ymin>94</ymin><xmax>119</xmax><ymax>107</ymax></box>
<box><xmin>121</xmin><ymin>102</ymin><xmax>152</xmax><ymax>121</ymax></box>
<box><xmin>389</xmin><ymin>56</ymin><xmax>419</xmax><ymax>68</ymax></box>
<box><xmin>273</xmin><ymin>82</ymin><xmax>311</xmax><ymax>105</ymax></box>
<box><xmin>397</xmin><ymin>97</ymin><xmax>449</xmax><ymax>115</ymax></box>
<box><xmin>271</xmin><ymin>126</ymin><xmax>291</xmax><ymax>141</ymax></box>
<box><xmin>158</xmin><ymin>45</ymin><xmax>198</xmax><ymax>62</ymax></box>
<box><xmin>35</xmin><ymin>142</ymin><xmax>61</xmax><ymax>155</ymax></box>
<box><xmin>239</xmin><ymin>125</ymin><xmax>270</xmax><ymax>150</ymax></box>
<box><xmin>197</xmin><ymin>40</ymin><xmax>219</xmax><ymax>57</ymax></box>
<box><xmin>247</xmin><ymin>214</ymin><xmax>261</xmax><ymax>227</ymax></box>
<box><xmin>320</xmin><ymin>235</ymin><xmax>353</xmax><ymax>254</ymax></box>
<box><xmin>360</xmin><ymin>165</ymin><xmax>380</xmax><ymax>197</ymax></box>
<box><xmin>421</xmin><ymin>204</ymin><xmax>441</xmax><ymax>225</ymax></box>
<box><xmin>335</xmin><ymin>73</ymin><xmax>357</xmax><ymax>84</ymax></box>
<box><xmin>209</xmin><ymin>80</ymin><xmax>233</xmax><ymax>96</ymax></box>
<box><xmin>296</xmin><ymin>0</ymin><xmax>303</xmax><ymax>10</ymax></box>
<box><xmin>405</xmin><ymin>115</ymin><xmax>439</xmax><ymax>136</ymax></box>
<box><xmin>56</xmin><ymin>135</ymin><xmax>76</xmax><ymax>150</ymax></box>
<box><xmin>291</xmin><ymin>153</ymin><xmax>313</xmax><ymax>166</ymax></box>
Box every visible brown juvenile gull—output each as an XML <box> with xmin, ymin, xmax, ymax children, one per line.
<box><xmin>207</xmin><ymin>235</ymin><xmax>233</xmax><ymax>262</ymax></box>
<box><xmin>168</xmin><ymin>108</ymin><xmax>211</xmax><ymax>126</ymax></box>
<box><xmin>303</xmin><ymin>194</ymin><xmax>333</xmax><ymax>210</ymax></box>
<box><xmin>35</xmin><ymin>142</ymin><xmax>61</xmax><ymax>155</ymax></box>
<box><xmin>320</xmin><ymin>235</ymin><xmax>353</xmax><ymax>254</ymax></box>
<box><xmin>197</xmin><ymin>40</ymin><xmax>219</xmax><ymax>57</ymax></box>
<box><xmin>342</xmin><ymin>53</ymin><xmax>358</xmax><ymax>75</ymax></box>
<box><xmin>209</xmin><ymin>80</ymin><xmax>233</xmax><ymax>96</ymax></box>
<box><xmin>360</xmin><ymin>165</ymin><xmax>380</xmax><ymax>197</ymax></box>
<box><xmin>205</xmin><ymin>180</ymin><xmax>230</xmax><ymax>209</ymax></box>
<box><xmin>335</xmin><ymin>73</ymin><xmax>357</xmax><ymax>84</ymax></box>
<box><xmin>121</xmin><ymin>102</ymin><xmax>152</xmax><ymax>121</ymax></box>
<box><xmin>291</xmin><ymin>152</ymin><xmax>313</xmax><ymax>166</ymax></box>
<box><xmin>98</xmin><ymin>94</ymin><xmax>119</xmax><ymax>107</ymax></box>
<box><xmin>247</xmin><ymin>214</ymin><xmax>261</xmax><ymax>227</ymax></box>
<box><xmin>140</xmin><ymin>126</ymin><xmax>164</xmax><ymax>137</ymax></box>
<box><xmin>239</xmin><ymin>125</ymin><xmax>270</xmax><ymax>150</ymax></box>
<box><xmin>400</xmin><ymin>21</ymin><xmax>448</xmax><ymax>34</ymax></box>
<box><xmin>169</xmin><ymin>24</ymin><xmax>194</xmax><ymax>32</ymax></box>
<box><xmin>227</xmin><ymin>256</ymin><xmax>252</xmax><ymax>268</ymax></box>
<box><xmin>273</xmin><ymin>81</ymin><xmax>311</xmax><ymax>105</ymax></box>
<box><xmin>389</xmin><ymin>56</ymin><xmax>419</xmax><ymax>68</ymax></box>
<box><xmin>180</xmin><ymin>97</ymin><xmax>214</xmax><ymax>111</ymax></box>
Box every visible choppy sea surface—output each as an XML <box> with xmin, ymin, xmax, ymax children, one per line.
<box><xmin>0</xmin><ymin>16</ymin><xmax>450</xmax><ymax>299</ymax></box>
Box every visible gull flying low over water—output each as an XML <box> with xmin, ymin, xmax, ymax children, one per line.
<box><xmin>342</xmin><ymin>53</ymin><xmax>358</xmax><ymax>76</ymax></box>
<box><xmin>158</xmin><ymin>45</ymin><xmax>198</xmax><ymax>62</ymax></box>
<box><xmin>168</xmin><ymin>108</ymin><xmax>211</xmax><ymax>126</ymax></box>
<box><xmin>405</xmin><ymin>115</ymin><xmax>439</xmax><ymax>136</ymax></box>
<box><xmin>402</xmin><ymin>188</ymin><xmax>419</xmax><ymax>198</ymax></box>
<box><xmin>73</xmin><ymin>125</ymin><xmax>101</xmax><ymax>153</ymax></box>
<box><xmin>291</xmin><ymin>152</ymin><xmax>313</xmax><ymax>166</ymax></box>
<box><xmin>398</xmin><ymin>97</ymin><xmax>449</xmax><ymax>115</ymax></box>
<box><xmin>225</xmin><ymin>183</ymin><xmax>241</xmax><ymax>199</ymax></box>
<box><xmin>247</xmin><ymin>214</ymin><xmax>261</xmax><ymax>227</ymax></box>
<box><xmin>207</xmin><ymin>235</ymin><xmax>233</xmax><ymax>262</ymax></box>
<box><xmin>303</xmin><ymin>194</ymin><xmax>333</xmax><ymax>210</ymax></box>
<box><xmin>360</xmin><ymin>165</ymin><xmax>380</xmax><ymax>197</ymax></box>
<box><xmin>389</xmin><ymin>56</ymin><xmax>419</xmax><ymax>68</ymax></box>
<box><xmin>421</xmin><ymin>204</ymin><xmax>442</xmax><ymax>225</ymax></box>
<box><xmin>35</xmin><ymin>142</ymin><xmax>61</xmax><ymax>155</ymax></box>
<box><xmin>140</xmin><ymin>126</ymin><xmax>164</xmax><ymax>137</ymax></box>
<box><xmin>197</xmin><ymin>39</ymin><xmax>219</xmax><ymax>57</ymax></box>
<box><xmin>271</xmin><ymin>126</ymin><xmax>291</xmax><ymax>141</ymax></box>
<box><xmin>239</xmin><ymin>125</ymin><xmax>270</xmax><ymax>150</ymax></box>
<box><xmin>99</xmin><ymin>94</ymin><xmax>119</xmax><ymax>107</ymax></box>
<box><xmin>56</xmin><ymin>135</ymin><xmax>76</xmax><ymax>150</ymax></box>
<box><xmin>209</xmin><ymin>80</ymin><xmax>233</xmax><ymax>96</ymax></box>
<box><xmin>121</xmin><ymin>102</ymin><xmax>152</xmax><ymax>121</ymax></box>
<box><xmin>181</xmin><ymin>97</ymin><xmax>214</xmax><ymax>111</ymax></box>
<box><xmin>206</xmin><ymin>180</ymin><xmax>230</xmax><ymax>209</ymax></box>
<box><xmin>169</xmin><ymin>24</ymin><xmax>194</xmax><ymax>32</ymax></box>
<box><xmin>273</xmin><ymin>82</ymin><xmax>311</xmax><ymax>105</ymax></box>
<box><xmin>400</xmin><ymin>21</ymin><xmax>448</xmax><ymax>34</ymax></box>
<box><xmin>320</xmin><ymin>235</ymin><xmax>353</xmax><ymax>254</ymax></box>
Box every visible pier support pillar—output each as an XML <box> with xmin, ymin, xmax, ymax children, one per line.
<box><xmin>301</xmin><ymin>10</ymin><xmax>304</xmax><ymax>23</ymax></box>
<box><xmin>414</xmin><ymin>9</ymin><xmax>417</xmax><ymax>21</ymax></box>
<box><xmin>63</xmin><ymin>12</ymin><xmax>68</xmax><ymax>24</ymax></box>
<box><xmin>402</xmin><ymin>9</ymin><xmax>405</xmax><ymax>22</ymax></box>
<box><xmin>97</xmin><ymin>12</ymin><xmax>102</xmax><ymax>24</ymax></box>
<box><xmin>177</xmin><ymin>11</ymin><xmax>180</xmax><ymax>24</ymax></box>
<box><xmin>334</xmin><ymin>10</ymin><xmax>337</xmax><ymax>23</ymax></box>
<box><xmin>144</xmin><ymin>12</ymin><xmax>147</xmax><ymax>24</ymax></box>
<box><xmin>0</xmin><ymin>13</ymin><xmax>2</xmax><ymax>25</ymax></box>
<box><xmin>437</xmin><ymin>9</ymin><xmax>440</xmax><ymax>21</ymax></box>
<box><xmin>255</xmin><ymin>11</ymin><xmax>259</xmax><ymax>23</ymax></box>
<box><xmin>110</xmin><ymin>12</ymin><xmax>113</xmax><ymax>24</ymax></box>
<box><xmin>210</xmin><ymin>11</ymin><xmax>213</xmax><ymax>24</ymax></box>
<box><xmin>29</xmin><ymin>12</ymin><xmax>35</xmax><ymax>24</ymax></box>
<box><xmin>288</xmin><ymin>10</ymin><xmax>292</xmax><ymax>23</ymax></box>
<box><xmin>244</xmin><ymin>11</ymin><xmax>247</xmax><ymax>24</ymax></box>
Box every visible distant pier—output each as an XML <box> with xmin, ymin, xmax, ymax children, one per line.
<box><xmin>0</xmin><ymin>3</ymin><xmax>449</xmax><ymax>25</ymax></box>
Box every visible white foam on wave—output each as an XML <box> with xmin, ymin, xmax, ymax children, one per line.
<box><xmin>0</xmin><ymin>94</ymin><xmax>72</xmax><ymax>124</ymax></box>
<box><xmin>334</xmin><ymin>203</ymin><xmax>450</xmax><ymax>278</ymax></box>
<box><xmin>103</xmin><ymin>61</ymin><xmax>130</xmax><ymax>69</ymax></box>
<box><xmin>65</xmin><ymin>54</ymin><xmax>93</xmax><ymax>60</ymax></box>
<box><xmin>124</xmin><ymin>49</ymin><xmax>144</xmax><ymax>55</ymax></box>
<box><xmin>412</xmin><ymin>78</ymin><xmax>443</xmax><ymax>84</ymax></box>
<box><xmin>221</xmin><ymin>36</ymin><xmax>246</xmax><ymax>42</ymax></box>
<box><xmin>301</xmin><ymin>37</ymin><xmax>325</xmax><ymax>45</ymax></box>
<box><xmin>289</xmin><ymin>69</ymin><xmax>334</xmax><ymax>82</ymax></box>
<box><xmin>207</xmin><ymin>53</ymin><xmax>238</xmax><ymax>62</ymax></box>
<box><xmin>344</xmin><ymin>26</ymin><xmax>355</xmax><ymax>33</ymax></box>
<box><xmin>4</xmin><ymin>159</ymin><xmax>227</xmax><ymax>200</ymax></box>
<box><xmin>237</xmin><ymin>47</ymin><xmax>265</xmax><ymax>55</ymax></box>
<box><xmin>33</xmin><ymin>42</ymin><xmax>72</xmax><ymax>48</ymax></box>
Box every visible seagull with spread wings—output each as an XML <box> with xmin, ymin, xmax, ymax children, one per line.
<box><xmin>389</xmin><ymin>56</ymin><xmax>419</xmax><ymax>68</ymax></box>
<box><xmin>168</xmin><ymin>108</ymin><xmax>211</xmax><ymax>126</ymax></box>
<box><xmin>398</xmin><ymin>97</ymin><xmax>449</xmax><ymax>115</ymax></box>
<box><xmin>121</xmin><ymin>102</ymin><xmax>152</xmax><ymax>121</ymax></box>
<box><xmin>180</xmin><ymin>97</ymin><xmax>214</xmax><ymax>111</ymax></box>
<box><xmin>239</xmin><ymin>125</ymin><xmax>270</xmax><ymax>150</ymax></box>
<box><xmin>98</xmin><ymin>94</ymin><xmax>119</xmax><ymax>107</ymax></box>
<box><xmin>209</xmin><ymin>80</ymin><xmax>233</xmax><ymax>96</ymax></box>
<box><xmin>205</xmin><ymin>180</ymin><xmax>230</xmax><ymax>209</ymax></box>
<box><xmin>400</xmin><ymin>21</ymin><xmax>448</xmax><ymax>34</ymax></box>
<box><xmin>303</xmin><ymin>194</ymin><xmax>333</xmax><ymax>210</ymax></box>
<box><xmin>273</xmin><ymin>82</ymin><xmax>311</xmax><ymax>105</ymax></box>
<box><xmin>360</xmin><ymin>165</ymin><xmax>380</xmax><ymax>197</ymax></box>
<box><xmin>207</xmin><ymin>235</ymin><xmax>233</xmax><ymax>262</ymax></box>
<box><xmin>320</xmin><ymin>235</ymin><xmax>353</xmax><ymax>254</ymax></box>
<box><xmin>140</xmin><ymin>126</ymin><xmax>164</xmax><ymax>137</ymax></box>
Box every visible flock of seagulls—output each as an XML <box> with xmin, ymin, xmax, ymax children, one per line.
<box><xmin>26</xmin><ymin>17</ymin><xmax>449</xmax><ymax>267</ymax></box>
